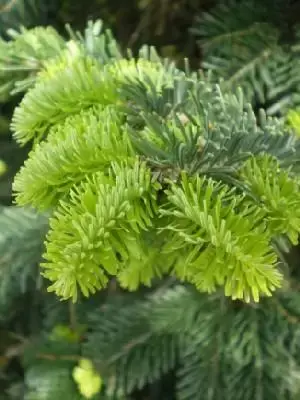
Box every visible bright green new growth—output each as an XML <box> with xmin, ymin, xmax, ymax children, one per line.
<box><xmin>162</xmin><ymin>173</ymin><xmax>280</xmax><ymax>303</ymax></box>
<box><xmin>0</xmin><ymin>19</ymin><xmax>121</xmax><ymax>103</ymax></box>
<box><xmin>11</xmin><ymin>31</ymin><xmax>300</xmax><ymax>303</ymax></box>
<box><xmin>43</xmin><ymin>159</ymin><xmax>160</xmax><ymax>301</ymax></box>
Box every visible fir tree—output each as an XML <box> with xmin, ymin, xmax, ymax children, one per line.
<box><xmin>2</xmin><ymin>3</ymin><xmax>300</xmax><ymax>400</ymax></box>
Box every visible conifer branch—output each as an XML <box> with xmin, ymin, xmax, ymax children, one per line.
<box><xmin>10</xmin><ymin>23</ymin><xmax>300</xmax><ymax>303</ymax></box>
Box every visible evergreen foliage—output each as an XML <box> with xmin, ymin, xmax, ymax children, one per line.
<box><xmin>11</xmin><ymin>30</ymin><xmax>300</xmax><ymax>303</ymax></box>
<box><xmin>16</xmin><ymin>283</ymin><xmax>300</xmax><ymax>400</ymax></box>
<box><xmin>0</xmin><ymin>19</ymin><xmax>121</xmax><ymax>103</ymax></box>
<box><xmin>0</xmin><ymin>206</ymin><xmax>48</xmax><ymax>319</ymax></box>
<box><xmin>2</xmin><ymin>3</ymin><xmax>300</xmax><ymax>400</ymax></box>
<box><xmin>192</xmin><ymin>0</ymin><xmax>300</xmax><ymax>116</ymax></box>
